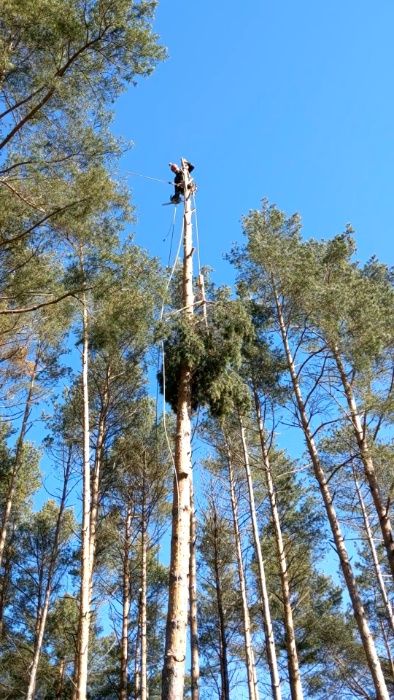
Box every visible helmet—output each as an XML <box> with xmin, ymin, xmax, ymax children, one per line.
<box><xmin>169</xmin><ymin>163</ymin><xmax>178</xmax><ymax>172</ymax></box>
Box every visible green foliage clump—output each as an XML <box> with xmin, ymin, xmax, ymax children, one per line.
<box><xmin>158</xmin><ymin>298</ymin><xmax>253</xmax><ymax>417</ymax></box>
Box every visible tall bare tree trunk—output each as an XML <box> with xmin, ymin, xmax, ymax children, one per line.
<box><xmin>274</xmin><ymin>288</ymin><xmax>390</xmax><ymax>700</ymax></box>
<box><xmin>135</xmin><ymin>601</ymin><xmax>142</xmax><ymax>699</ymax></box>
<box><xmin>0</xmin><ymin>353</ymin><xmax>39</xmax><ymax>570</ymax></box>
<box><xmin>120</xmin><ymin>506</ymin><xmax>132</xmax><ymax>700</ymax></box>
<box><xmin>161</xmin><ymin>160</ymin><xmax>194</xmax><ymax>700</ymax></box>
<box><xmin>238</xmin><ymin>416</ymin><xmax>282</xmax><ymax>700</ymax></box>
<box><xmin>226</xmin><ymin>439</ymin><xmax>259</xmax><ymax>700</ymax></box>
<box><xmin>211</xmin><ymin>504</ymin><xmax>231</xmax><ymax>700</ymax></box>
<box><xmin>89</xmin><ymin>366</ymin><xmax>110</xmax><ymax>602</ymax></box>
<box><xmin>26</xmin><ymin>449</ymin><xmax>72</xmax><ymax>700</ymax></box>
<box><xmin>353</xmin><ymin>471</ymin><xmax>394</xmax><ymax>635</ymax></box>
<box><xmin>253</xmin><ymin>389</ymin><xmax>303</xmax><ymax>700</ymax></box>
<box><xmin>332</xmin><ymin>345</ymin><xmax>394</xmax><ymax>581</ymax></box>
<box><xmin>141</xmin><ymin>474</ymin><xmax>148</xmax><ymax>700</ymax></box>
<box><xmin>75</xmin><ymin>291</ymin><xmax>92</xmax><ymax>700</ymax></box>
<box><xmin>189</xmin><ymin>480</ymin><xmax>200</xmax><ymax>700</ymax></box>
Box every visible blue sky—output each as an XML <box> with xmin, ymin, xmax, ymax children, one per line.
<box><xmin>114</xmin><ymin>0</ymin><xmax>394</xmax><ymax>281</ymax></box>
<box><xmin>113</xmin><ymin>0</ymin><xmax>394</xmax><ymax>619</ymax></box>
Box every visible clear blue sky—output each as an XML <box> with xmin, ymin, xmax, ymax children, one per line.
<box><xmin>114</xmin><ymin>0</ymin><xmax>394</xmax><ymax>280</ymax></box>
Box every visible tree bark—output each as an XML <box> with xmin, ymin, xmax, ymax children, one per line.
<box><xmin>238</xmin><ymin>416</ymin><xmax>282</xmax><ymax>700</ymax></box>
<box><xmin>26</xmin><ymin>448</ymin><xmax>72</xmax><ymax>700</ymax></box>
<box><xmin>141</xmin><ymin>476</ymin><xmax>148</xmax><ymax>700</ymax></box>
<box><xmin>56</xmin><ymin>657</ymin><xmax>66</xmax><ymax>699</ymax></box>
<box><xmin>89</xmin><ymin>366</ymin><xmax>110</xmax><ymax>599</ymax></box>
<box><xmin>161</xmin><ymin>160</ymin><xmax>194</xmax><ymax>700</ymax></box>
<box><xmin>120</xmin><ymin>506</ymin><xmax>132</xmax><ymax>700</ymax></box>
<box><xmin>332</xmin><ymin>345</ymin><xmax>394</xmax><ymax>582</ymax></box>
<box><xmin>212</xmin><ymin>505</ymin><xmax>231</xmax><ymax>700</ymax></box>
<box><xmin>189</xmin><ymin>479</ymin><xmax>200</xmax><ymax>700</ymax></box>
<box><xmin>274</xmin><ymin>287</ymin><xmax>390</xmax><ymax>700</ymax></box>
<box><xmin>75</xmin><ymin>291</ymin><xmax>92</xmax><ymax>700</ymax></box>
<box><xmin>353</xmin><ymin>471</ymin><xmax>394</xmax><ymax>636</ymax></box>
<box><xmin>226</xmin><ymin>439</ymin><xmax>259</xmax><ymax>700</ymax></box>
<box><xmin>253</xmin><ymin>389</ymin><xmax>303</xmax><ymax>700</ymax></box>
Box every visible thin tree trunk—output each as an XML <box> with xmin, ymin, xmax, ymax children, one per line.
<box><xmin>89</xmin><ymin>367</ymin><xmax>110</xmax><ymax>601</ymax></box>
<box><xmin>226</xmin><ymin>439</ymin><xmax>259</xmax><ymax>700</ymax></box>
<box><xmin>189</xmin><ymin>479</ymin><xmax>200</xmax><ymax>700</ymax></box>
<box><xmin>211</xmin><ymin>505</ymin><xmax>231</xmax><ymax>700</ymax></box>
<box><xmin>161</xmin><ymin>161</ymin><xmax>194</xmax><ymax>700</ymax></box>
<box><xmin>75</xmin><ymin>291</ymin><xmax>92</xmax><ymax>700</ymax></box>
<box><xmin>380</xmin><ymin>619</ymin><xmax>394</xmax><ymax>681</ymax></box>
<box><xmin>26</xmin><ymin>448</ymin><xmax>72</xmax><ymax>700</ymax></box>
<box><xmin>253</xmin><ymin>389</ymin><xmax>303</xmax><ymax>700</ymax></box>
<box><xmin>333</xmin><ymin>345</ymin><xmax>394</xmax><ymax>581</ymax></box>
<box><xmin>135</xmin><ymin>601</ymin><xmax>142</xmax><ymax>699</ymax></box>
<box><xmin>274</xmin><ymin>287</ymin><xmax>390</xmax><ymax>700</ymax></box>
<box><xmin>120</xmin><ymin>506</ymin><xmax>132</xmax><ymax>700</ymax></box>
<box><xmin>0</xmin><ymin>353</ymin><xmax>39</xmax><ymax>570</ymax></box>
<box><xmin>141</xmin><ymin>474</ymin><xmax>148</xmax><ymax>700</ymax></box>
<box><xmin>353</xmin><ymin>471</ymin><xmax>394</xmax><ymax>636</ymax></box>
<box><xmin>56</xmin><ymin>657</ymin><xmax>66</xmax><ymax>699</ymax></box>
<box><xmin>238</xmin><ymin>416</ymin><xmax>282</xmax><ymax>700</ymax></box>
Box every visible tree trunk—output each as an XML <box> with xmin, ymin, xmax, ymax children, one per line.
<box><xmin>75</xmin><ymin>291</ymin><xmax>92</xmax><ymax>700</ymax></box>
<box><xmin>332</xmin><ymin>345</ymin><xmax>394</xmax><ymax>581</ymax></box>
<box><xmin>161</xmin><ymin>160</ymin><xmax>194</xmax><ymax>700</ymax></box>
<box><xmin>56</xmin><ymin>658</ymin><xmax>66</xmax><ymax>699</ymax></box>
<box><xmin>89</xmin><ymin>366</ymin><xmax>110</xmax><ymax>601</ymax></box>
<box><xmin>274</xmin><ymin>287</ymin><xmax>390</xmax><ymax>700</ymax></box>
<box><xmin>120</xmin><ymin>506</ymin><xmax>132</xmax><ymax>700</ymax></box>
<box><xmin>211</xmin><ymin>505</ymin><xmax>231</xmax><ymax>700</ymax></box>
<box><xmin>135</xmin><ymin>601</ymin><xmax>142</xmax><ymax>699</ymax></box>
<box><xmin>238</xmin><ymin>416</ymin><xmax>282</xmax><ymax>700</ymax></box>
<box><xmin>189</xmin><ymin>479</ymin><xmax>200</xmax><ymax>700</ymax></box>
<box><xmin>226</xmin><ymin>439</ymin><xmax>259</xmax><ymax>700</ymax></box>
<box><xmin>26</xmin><ymin>449</ymin><xmax>72</xmax><ymax>700</ymax></box>
<box><xmin>253</xmin><ymin>389</ymin><xmax>303</xmax><ymax>700</ymax></box>
<box><xmin>0</xmin><ymin>353</ymin><xmax>39</xmax><ymax>570</ymax></box>
<box><xmin>353</xmin><ymin>471</ymin><xmax>394</xmax><ymax>636</ymax></box>
<box><xmin>141</xmin><ymin>478</ymin><xmax>148</xmax><ymax>700</ymax></box>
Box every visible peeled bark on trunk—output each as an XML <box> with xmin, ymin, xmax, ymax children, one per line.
<box><xmin>253</xmin><ymin>390</ymin><xmax>303</xmax><ymax>700</ymax></box>
<box><xmin>274</xmin><ymin>288</ymin><xmax>390</xmax><ymax>700</ymax></box>
<box><xmin>189</xmin><ymin>479</ymin><xmax>200</xmax><ymax>700</ymax></box>
<box><xmin>120</xmin><ymin>506</ymin><xmax>132</xmax><ymax>700</ymax></box>
<box><xmin>141</xmin><ymin>481</ymin><xmax>148</xmax><ymax>700</ymax></box>
<box><xmin>75</xmin><ymin>292</ymin><xmax>92</xmax><ymax>700</ymax></box>
<box><xmin>238</xmin><ymin>416</ymin><xmax>282</xmax><ymax>700</ymax></box>
<box><xmin>332</xmin><ymin>345</ymin><xmax>394</xmax><ymax>582</ymax></box>
<box><xmin>26</xmin><ymin>449</ymin><xmax>72</xmax><ymax>700</ymax></box>
<box><xmin>226</xmin><ymin>440</ymin><xmax>259</xmax><ymax>700</ymax></box>
<box><xmin>353</xmin><ymin>472</ymin><xmax>394</xmax><ymax>636</ymax></box>
<box><xmin>161</xmin><ymin>162</ymin><xmax>194</xmax><ymax>700</ymax></box>
<box><xmin>0</xmin><ymin>353</ymin><xmax>39</xmax><ymax>570</ymax></box>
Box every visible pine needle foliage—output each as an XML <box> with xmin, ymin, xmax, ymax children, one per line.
<box><xmin>157</xmin><ymin>294</ymin><xmax>254</xmax><ymax>417</ymax></box>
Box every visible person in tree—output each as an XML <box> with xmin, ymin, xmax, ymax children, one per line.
<box><xmin>169</xmin><ymin>161</ymin><xmax>195</xmax><ymax>204</ymax></box>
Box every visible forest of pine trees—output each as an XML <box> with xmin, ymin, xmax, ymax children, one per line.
<box><xmin>0</xmin><ymin>2</ymin><xmax>393</xmax><ymax>699</ymax></box>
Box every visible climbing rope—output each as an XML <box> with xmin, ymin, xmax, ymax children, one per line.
<box><xmin>125</xmin><ymin>170</ymin><xmax>171</xmax><ymax>185</ymax></box>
